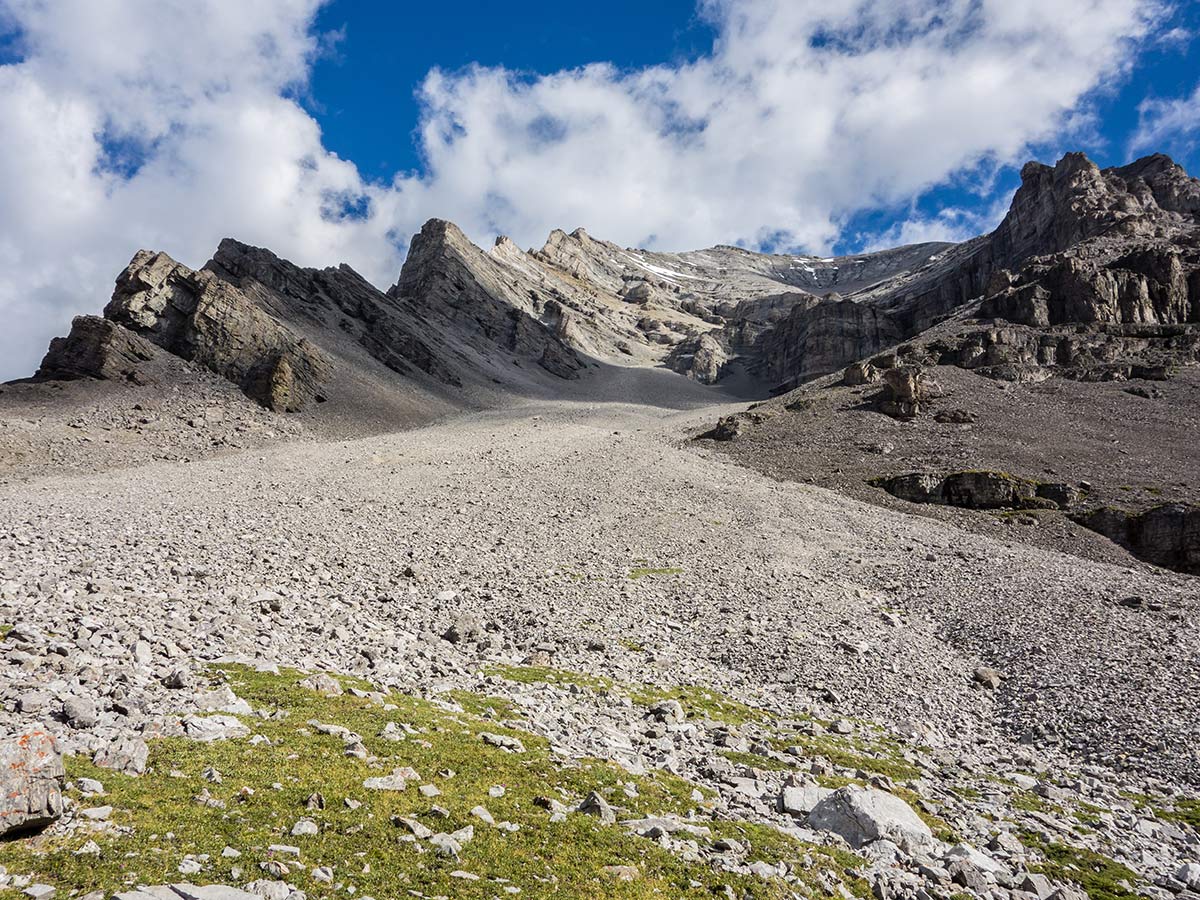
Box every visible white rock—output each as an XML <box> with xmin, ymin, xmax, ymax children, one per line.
<box><xmin>807</xmin><ymin>786</ymin><xmax>933</xmax><ymax>853</ymax></box>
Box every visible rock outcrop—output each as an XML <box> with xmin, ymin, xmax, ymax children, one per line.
<box><xmin>391</xmin><ymin>220</ymin><xmax>585</xmax><ymax>380</ymax></box>
<box><xmin>103</xmin><ymin>250</ymin><xmax>333</xmax><ymax>411</ymax></box>
<box><xmin>206</xmin><ymin>238</ymin><xmax>462</xmax><ymax>388</ymax></box>
<box><xmin>807</xmin><ymin>786</ymin><xmax>933</xmax><ymax>853</ymax></box>
<box><xmin>1073</xmin><ymin>504</ymin><xmax>1200</xmax><ymax>574</ymax></box>
<box><xmin>872</xmin><ymin>471</ymin><xmax>1081</xmax><ymax>511</ymax></box>
<box><xmin>695</xmin><ymin>152</ymin><xmax>1200</xmax><ymax>389</ymax></box>
<box><xmin>25</xmin><ymin>152</ymin><xmax>1200</xmax><ymax>427</ymax></box>
<box><xmin>36</xmin><ymin>316</ymin><xmax>159</xmax><ymax>384</ymax></box>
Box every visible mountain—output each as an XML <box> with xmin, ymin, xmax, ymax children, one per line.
<box><xmin>26</xmin><ymin>152</ymin><xmax>1200</xmax><ymax>421</ymax></box>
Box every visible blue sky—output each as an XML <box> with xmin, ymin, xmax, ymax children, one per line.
<box><xmin>306</xmin><ymin>2</ymin><xmax>713</xmax><ymax>180</ymax></box>
<box><xmin>1</xmin><ymin>0</ymin><xmax>1199</xmax><ymax>379</ymax></box>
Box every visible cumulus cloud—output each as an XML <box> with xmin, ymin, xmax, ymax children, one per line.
<box><xmin>0</xmin><ymin>0</ymin><xmax>1168</xmax><ymax>379</ymax></box>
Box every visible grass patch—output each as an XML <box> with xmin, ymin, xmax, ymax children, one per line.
<box><xmin>627</xmin><ymin>684</ymin><xmax>770</xmax><ymax>726</ymax></box>
<box><xmin>892</xmin><ymin>786</ymin><xmax>958</xmax><ymax>844</ymax></box>
<box><xmin>1023</xmin><ymin>834</ymin><xmax>1140</xmax><ymax>900</ymax></box>
<box><xmin>771</xmin><ymin>734</ymin><xmax>921</xmax><ymax>783</ymax></box>
<box><xmin>441</xmin><ymin>690</ymin><xmax>519</xmax><ymax>721</ymax></box>
<box><xmin>484</xmin><ymin>666</ymin><xmax>772</xmax><ymax>728</ymax></box>
<box><xmin>719</xmin><ymin>750</ymin><xmax>794</xmax><ymax>773</ymax></box>
<box><xmin>1159</xmin><ymin>798</ymin><xmax>1200</xmax><ymax>830</ymax></box>
<box><xmin>0</xmin><ymin>664</ymin><xmax>813</xmax><ymax>900</ymax></box>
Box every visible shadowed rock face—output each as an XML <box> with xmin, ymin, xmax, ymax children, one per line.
<box><xmin>103</xmin><ymin>250</ymin><xmax>333</xmax><ymax>411</ymax></box>
<box><xmin>871</xmin><ymin>471</ymin><xmax>1080</xmax><ymax>512</ymax></box>
<box><xmin>0</xmin><ymin>731</ymin><xmax>64</xmax><ymax>837</ymax></box>
<box><xmin>207</xmin><ymin>238</ymin><xmax>463</xmax><ymax>388</ymax></box>
<box><xmin>728</xmin><ymin>152</ymin><xmax>1200</xmax><ymax>388</ymax></box>
<box><xmin>36</xmin><ymin>316</ymin><xmax>159</xmax><ymax>385</ymax></box>
<box><xmin>1074</xmin><ymin>504</ymin><xmax>1200</xmax><ymax>574</ymax></box>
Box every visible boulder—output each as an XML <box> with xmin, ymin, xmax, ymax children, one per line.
<box><xmin>842</xmin><ymin>361</ymin><xmax>881</xmax><ymax>385</ymax></box>
<box><xmin>871</xmin><ymin>470</ymin><xmax>1073</xmax><ymax>511</ymax></box>
<box><xmin>93</xmin><ymin>735</ymin><xmax>150</xmax><ymax>775</ymax></box>
<box><xmin>0</xmin><ymin>730</ymin><xmax>65</xmax><ymax>836</ymax></box>
<box><xmin>807</xmin><ymin>786</ymin><xmax>934</xmax><ymax>854</ymax></box>
<box><xmin>780</xmin><ymin>782</ymin><xmax>832</xmax><ymax>817</ymax></box>
<box><xmin>879</xmin><ymin>366</ymin><xmax>938</xmax><ymax>419</ymax></box>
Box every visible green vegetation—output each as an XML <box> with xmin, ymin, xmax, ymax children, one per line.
<box><xmin>771</xmin><ymin>733</ymin><xmax>921</xmax><ymax>783</ymax></box>
<box><xmin>1023</xmin><ymin>834</ymin><xmax>1140</xmax><ymax>900</ymax></box>
<box><xmin>719</xmin><ymin>750</ymin><xmax>794</xmax><ymax>773</ymax></box>
<box><xmin>627</xmin><ymin>567</ymin><xmax>684</xmax><ymax>580</ymax></box>
<box><xmin>1159</xmin><ymin>798</ymin><xmax>1200</xmax><ymax>829</ymax></box>
<box><xmin>484</xmin><ymin>665</ymin><xmax>772</xmax><ymax>727</ymax></box>
<box><xmin>0</xmin><ymin>664</ymin><xmax>860</xmax><ymax>900</ymax></box>
<box><xmin>441</xmin><ymin>690</ymin><xmax>519</xmax><ymax>721</ymax></box>
<box><xmin>627</xmin><ymin>683</ymin><xmax>770</xmax><ymax>726</ymax></box>
<box><xmin>484</xmin><ymin>664</ymin><xmax>614</xmax><ymax>694</ymax></box>
<box><xmin>891</xmin><ymin>786</ymin><xmax>959</xmax><ymax>844</ymax></box>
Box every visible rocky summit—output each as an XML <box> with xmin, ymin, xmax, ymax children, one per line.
<box><xmin>1</xmin><ymin>151</ymin><xmax>1199</xmax><ymax>900</ymax></box>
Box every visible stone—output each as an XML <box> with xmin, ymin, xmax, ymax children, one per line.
<box><xmin>807</xmin><ymin>786</ymin><xmax>934</xmax><ymax>853</ymax></box>
<box><xmin>62</xmin><ymin>697</ymin><xmax>99</xmax><ymax>729</ymax></box>
<box><xmin>290</xmin><ymin>818</ymin><xmax>318</xmax><ymax>836</ymax></box>
<box><xmin>363</xmin><ymin>769</ymin><xmax>414</xmax><ymax>791</ymax></box>
<box><xmin>430</xmin><ymin>834</ymin><xmax>462</xmax><ymax>859</ymax></box>
<box><xmin>879</xmin><ymin>366</ymin><xmax>933</xmax><ymax>419</ymax></box>
<box><xmin>974</xmin><ymin>667</ymin><xmax>1003</xmax><ymax>689</ymax></box>
<box><xmin>93</xmin><ymin>736</ymin><xmax>150</xmax><ymax>775</ymax></box>
<box><xmin>442</xmin><ymin>613</ymin><xmax>484</xmax><ymax>644</ymax></box>
<box><xmin>182</xmin><ymin>715</ymin><xmax>250</xmax><ymax>742</ymax></box>
<box><xmin>1176</xmin><ymin>864</ymin><xmax>1200</xmax><ymax>892</ymax></box>
<box><xmin>394</xmin><ymin>816</ymin><xmax>432</xmax><ymax>839</ymax></box>
<box><xmin>780</xmin><ymin>783</ymin><xmax>832</xmax><ymax>817</ymax></box>
<box><xmin>480</xmin><ymin>732</ymin><xmax>526</xmax><ymax>753</ymax></box>
<box><xmin>577</xmin><ymin>791</ymin><xmax>616</xmax><ymax>825</ymax></box>
<box><xmin>170</xmin><ymin>887</ymin><xmax>260</xmax><ymax>900</ymax></box>
<box><xmin>0</xmin><ymin>731</ymin><xmax>65</xmax><ymax>836</ymax></box>
<box><xmin>298</xmin><ymin>673</ymin><xmax>343</xmax><ymax>696</ymax></box>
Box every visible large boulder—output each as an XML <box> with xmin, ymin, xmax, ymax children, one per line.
<box><xmin>807</xmin><ymin>786</ymin><xmax>934</xmax><ymax>854</ymax></box>
<box><xmin>0</xmin><ymin>731</ymin><xmax>65</xmax><ymax>836</ymax></box>
<box><xmin>879</xmin><ymin>366</ymin><xmax>939</xmax><ymax>419</ymax></box>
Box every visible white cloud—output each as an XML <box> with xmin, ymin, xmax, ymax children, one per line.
<box><xmin>1131</xmin><ymin>82</ymin><xmax>1200</xmax><ymax>155</ymax></box>
<box><xmin>0</xmin><ymin>0</ymin><xmax>1168</xmax><ymax>379</ymax></box>
<box><xmin>856</xmin><ymin>193</ymin><xmax>1016</xmax><ymax>253</ymax></box>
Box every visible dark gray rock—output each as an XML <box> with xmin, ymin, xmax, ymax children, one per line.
<box><xmin>1073</xmin><ymin>503</ymin><xmax>1200</xmax><ymax>574</ymax></box>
